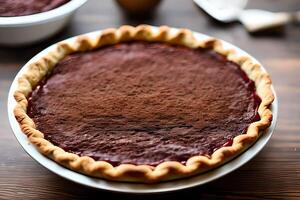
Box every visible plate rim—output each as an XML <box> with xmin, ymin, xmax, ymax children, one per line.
<box><xmin>7</xmin><ymin>26</ymin><xmax>278</xmax><ymax>194</ymax></box>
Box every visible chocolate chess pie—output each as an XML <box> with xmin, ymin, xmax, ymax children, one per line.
<box><xmin>14</xmin><ymin>25</ymin><xmax>274</xmax><ymax>183</ymax></box>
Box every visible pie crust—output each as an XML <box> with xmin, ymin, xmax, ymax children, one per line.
<box><xmin>13</xmin><ymin>25</ymin><xmax>274</xmax><ymax>183</ymax></box>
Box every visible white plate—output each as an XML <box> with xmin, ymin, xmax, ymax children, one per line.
<box><xmin>7</xmin><ymin>27</ymin><xmax>278</xmax><ymax>194</ymax></box>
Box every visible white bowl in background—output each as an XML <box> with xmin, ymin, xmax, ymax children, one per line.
<box><xmin>0</xmin><ymin>0</ymin><xmax>87</xmax><ymax>46</ymax></box>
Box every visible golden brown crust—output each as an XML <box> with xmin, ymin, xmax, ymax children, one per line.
<box><xmin>13</xmin><ymin>25</ymin><xmax>274</xmax><ymax>183</ymax></box>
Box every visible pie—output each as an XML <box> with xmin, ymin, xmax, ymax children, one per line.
<box><xmin>0</xmin><ymin>0</ymin><xmax>70</xmax><ymax>17</ymax></box>
<box><xmin>14</xmin><ymin>25</ymin><xmax>274</xmax><ymax>183</ymax></box>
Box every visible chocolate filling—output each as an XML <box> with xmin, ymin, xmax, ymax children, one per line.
<box><xmin>28</xmin><ymin>42</ymin><xmax>261</xmax><ymax>166</ymax></box>
<box><xmin>0</xmin><ymin>0</ymin><xmax>70</xmax><ymax>17</ymax></box>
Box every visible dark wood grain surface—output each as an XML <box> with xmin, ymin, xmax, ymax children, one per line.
<box><xmin>1</xmin><ymin>0</ymin><xmax>300</xmax><ymax>199</ymax></box>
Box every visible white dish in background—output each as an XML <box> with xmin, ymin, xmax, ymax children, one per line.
<box><xmin>0</xmin><ymin>0</ymin><xmax>87</xmax><ymax>46</ymax></box>
<box><xmin>7</xmin><ymin>27</ymin><xmax>278</xmax><ymax>193</ymax></box>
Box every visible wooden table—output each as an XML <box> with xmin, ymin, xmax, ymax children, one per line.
<box><xmin>1</xmin><ymin>0</ymin><xmax>299</xmax><ymax>199</ymax></box>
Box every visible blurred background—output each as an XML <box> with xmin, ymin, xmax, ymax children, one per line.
<box><xmin>0</xmin><ymin>0</ymin><xmax>299</xmax><ymax>199</ymax></box>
